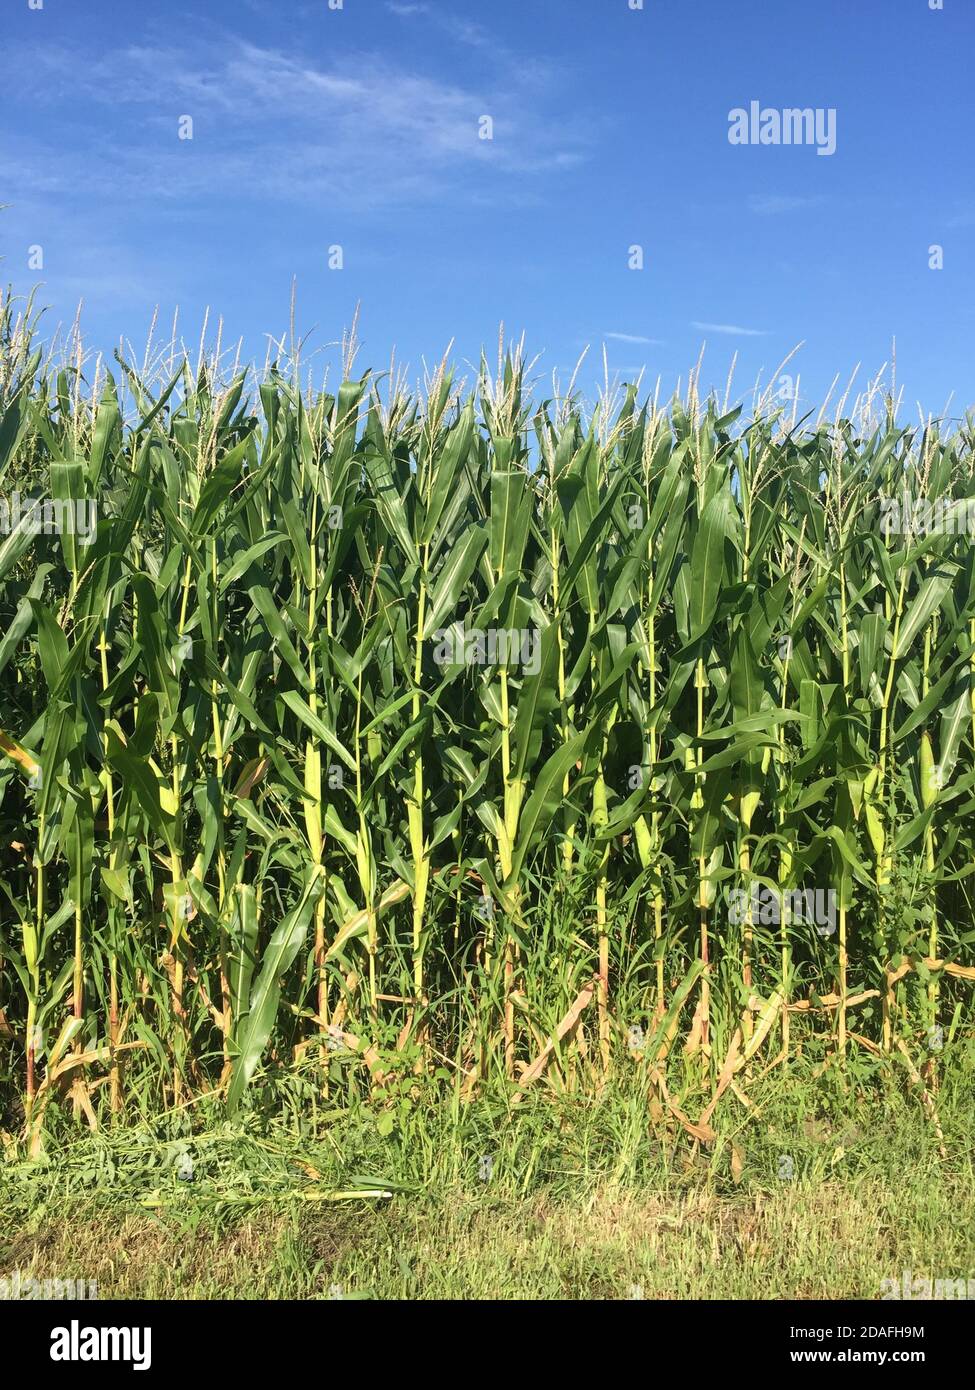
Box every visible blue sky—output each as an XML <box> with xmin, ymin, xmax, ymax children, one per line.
<box><xmin>2</xmin><ymin>0</ymin><xmax>972</xmax><ymax>417</ymax></box>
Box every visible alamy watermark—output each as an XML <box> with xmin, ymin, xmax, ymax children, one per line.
<box><xmin>881</xmin><ymin>1269</ymin><xmax>974</xmax><ymax>1300</ymax></box>
<box><xmin>879</xmin><ymin>491</ymin><xmax>975</xmax><ymax>539</ymax></box>
<box><xmin>432</xmin><ymin>626</ymin><xmax>540</xmax><ymax>674</ymax></box>
<box><xmin>728</xmin><ymin>102</ymin><xmax>836</xmax><ymax>156</ymax></box>
<box><xmin>0</xmin><ymin>493</ymin><xmax>97</xmax><ymax>545</ymax></box>
<box><xmin>728</xmin><ymin>884</ymin><xmax>836</xmax><ymax>936</ymax></box>
<box><xmin>49</xmin><ymin>1321</ymin><xmax>151</xmax><ymax>1370</ymax></box>
<box><xmin>1</xmin><ymin>1270</ymin><xmax>98</xmax><ymax>1300</ymax></box>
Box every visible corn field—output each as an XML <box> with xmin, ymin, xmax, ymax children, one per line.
<box><xmin>2</xmin><ymin>287</ymin><xmax>974</xmax><ymax>1149</ymax></box>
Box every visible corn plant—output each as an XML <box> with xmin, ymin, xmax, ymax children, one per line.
<box><xmin>1</xmin><ymin>286</ymin><xmax>974</xmax><ymax>1148</ymax></box>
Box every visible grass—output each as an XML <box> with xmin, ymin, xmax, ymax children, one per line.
<box><xmin>4</xmin><ymin>1065</ymin><xmax>974</xmax><ymax>1299</ymax></box>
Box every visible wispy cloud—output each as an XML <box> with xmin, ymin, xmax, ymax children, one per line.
<box><xmin>748</xmin><ymin>194</ymin><xmax>825</xmax><ymax>216</ymax></box>
<box><xmin>947</xmin><ymin>203</ymin><xmax>975</xmax><ymax>229</ymax></box>
<box><xmin>603</xmin><ymin>331</ymin><xmax>663</xmax><ymax>345</ymax></box>
<box><xmin>386</xmin><ymin>1</ymin><xmax>514</xmax><ymax>55</ymax></box>
<box><xmin>691</xmin><ymin>321</ymin><xmax>769</xmax><ymax>337</ymax></box>
<box><xmin>2</xmin><ymin>35</ymin><xmax>590</xmax><ymax>214</ymax></box>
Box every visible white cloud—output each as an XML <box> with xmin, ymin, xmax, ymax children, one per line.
<box><xmin>603</xmin><ymin>331</ymin><xmax>663</xmax><ymax>345</ymax></box>
<box><xmin>691</xmin><ymin>321</ymin><xmax>769</xmax><ymax>337</ymax></box>
<box><xmin>385</xmin><ymin>2</ymin><xmax>510</xmax><ymax>54</ymax></box>
<box><xmin>2</xmin><ymin>36</ymin><xmax>590</xmax><ymax>213</ymax></box>
<box><xmin>748</xmin><ymin>194</ymin><xmax>825</xmax><ymax>216</ymax></box>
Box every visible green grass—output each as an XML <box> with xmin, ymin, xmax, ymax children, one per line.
<box><xmin>4</xmin><ymin>1066</ymin><xmax>974</xmax><ymax>1299</ymax></box>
